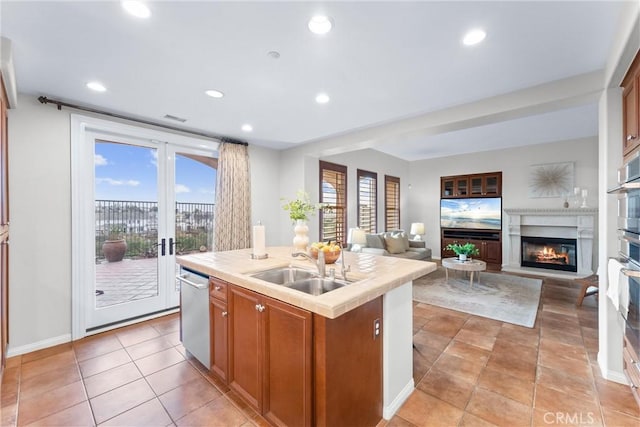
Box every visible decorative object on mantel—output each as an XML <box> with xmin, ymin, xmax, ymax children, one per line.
<box><xmin>281</xmin><ymin>190</ymin><xmax>325</xmax><ymax>251</ymax></box>
<box><xmin>413</xmin><ymin>268</ymin><xmax>542</xmax><ymax>327</ymax></box>
<box><xmin>528</xmin><ymin>161</ymin><xmax>574</xmax><ymax>198</ymax></box>
<box><xmin>581</xmin><ymin>188</ymin><xmax>589</xmax><ymax>208</ymax></box>
<box><xmin>445</xmin><ymin>242</ymin><xmax>479</xmax><ymax>262</ymax></box>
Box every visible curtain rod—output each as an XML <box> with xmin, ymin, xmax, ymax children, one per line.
<box><xmin>37</xmin><ymin>96</ymin><xmax>249</xmax><ymax>146</ymax></box>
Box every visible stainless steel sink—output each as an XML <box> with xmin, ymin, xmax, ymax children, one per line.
<box><xmin>249</xmin><ymin>266</ymin><xmax>351</xmax><ymax>295</ymax></box>
<box><xmin>286</xmin><ymin>277</ymin><xmax>349</xmax><ymax>296</ymax></box>
<box><xmin>250</xmin><ymin>267</ymin><xmax>317</xmax><ymax>285</ymax></box>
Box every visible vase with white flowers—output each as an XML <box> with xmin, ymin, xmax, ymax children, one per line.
<box><xmin>281</xmin><ymin>190</ymin><xmax>325</xmax><ymax>251</ymax></box>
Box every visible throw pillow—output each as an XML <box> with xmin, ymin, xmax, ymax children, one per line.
<box><xmin>394</xmin><ymin>231</ymin><xmax>410</xmax><ymax>250</ymax></box>
<box><xmin>366</xmin><ymin>233</ymin><xmax>385</xmax><ymax>249</ymax></box>
<box><xmin>384</xmin><ymin>235</ymin><xmax>406</xmax><ymax>254</ymax></box>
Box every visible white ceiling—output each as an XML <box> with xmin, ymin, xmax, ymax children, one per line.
<box><xmin>0</xmin><ymin>1</ymin><xmax>632</xmax><ymax>160</ymax></box>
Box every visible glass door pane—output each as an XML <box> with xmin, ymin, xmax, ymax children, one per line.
<box><xmin>173</xmin><ymin>152</ymin><xmax>216</xmax><ymax>254</ymax></box>
<box><xmin>91</xmin><ymin>139</ymin><xmax>163</xmax><ymax>327</ymax></box>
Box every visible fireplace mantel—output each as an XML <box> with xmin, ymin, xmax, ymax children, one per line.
<box><xmin>504</xmin><ymin>208</ymin><xmax>598</xmax><ymax>216</ymax></box>
<box><xmin>503</xmin><ymin>208</ymin><xmax>598</xmax><ymax>278</ymax></box>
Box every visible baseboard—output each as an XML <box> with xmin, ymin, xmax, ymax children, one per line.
<box><xmin>7</xmin><ymin>334</ymin><xmax>72</xmax><ymax>357</ymax></box>
<box><xmin>383</xmin><ymin>378</ymin><xmax>414</xmax><ymax>420</ymax></box>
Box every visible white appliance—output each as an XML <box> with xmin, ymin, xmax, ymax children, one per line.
<box><xmin>177</xmin><ymin>267</ymin><xmax>210</xmax><ymax>368</ymax></box>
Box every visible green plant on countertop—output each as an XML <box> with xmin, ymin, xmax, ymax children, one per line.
<box><xmin>446</xmin><ymin>242</ymin><xmax>479</xmax><ymax>256</ymax></box>
<box><xmin>281</xmin><ymin>190</ymin><xmax>326</xmax><ymax>222</ymax></box>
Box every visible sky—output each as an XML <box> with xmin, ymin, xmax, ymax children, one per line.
<box><xmin>95</xmin><ymin>142</ymin><xmax>216</xmax><ymax>203</ymax></box>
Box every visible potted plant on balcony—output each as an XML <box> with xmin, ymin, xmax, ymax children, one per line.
<box><xmin>446</xmin><ymin>242</ymin><xmax>479</xmax><ymax>262</ymax></box>
<box><xmin>102</xmin><ymin>225</ymin><xmax>127</xmax><ymax>262</ymax></box>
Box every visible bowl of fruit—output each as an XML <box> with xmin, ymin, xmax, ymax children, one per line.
<box><xmin>309</xmin><ymin>241</ymin><xmax>341</xmax><ymax>264</ymax></box>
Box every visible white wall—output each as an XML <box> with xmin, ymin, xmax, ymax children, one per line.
<box><xmin>408</xmin><ymin>137</ymin><xmax>599</xmax><ymax>263</ymax></box>
<box><xmin>8</xmin><ymin>94</ymin><xmax>72</xmax><ymax>350</ymax></box>
<box><xmin>7</xmin><ymin>94</ymin><xmax>281</xmax><ymax>352</ymax></box>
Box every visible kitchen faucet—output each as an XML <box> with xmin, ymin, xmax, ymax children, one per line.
<box><xmin>292</xmin><ymin>250</ymin><xmax>326</xmax><ymax>278</ymax></box>
<box><xmin>337</xmin><ymin>242</ymin><xmax>351</xmax><ymax>281</ymax></box>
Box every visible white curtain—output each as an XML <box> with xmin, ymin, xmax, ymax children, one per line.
<box><xmin>213</xmin><ymin>142</ymin><xmax>251</xmax><ymax>251</ymax></box>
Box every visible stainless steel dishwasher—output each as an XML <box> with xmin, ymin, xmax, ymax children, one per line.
<box><xmin>177</xmin><ymin>266</ymin><xmax>210</xmax><ymax>368</ymax></box>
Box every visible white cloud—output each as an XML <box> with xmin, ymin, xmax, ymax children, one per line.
<box><xmin>150</xmin><ymin>150</ymin><xmax>158</xmax><ymax>167</ymax></box>
<box><xmin>94</xmin><ymin>154</ymin><xmax>108</xmax><ymax>166</ymax></box>
<box><xmin>96</xmin><ymin>177</ymin><xmax>140</xmax><ymax>187</ymax></box>
<box><xmin>175</xmin><ymin>184</ymin><xmax>191</xmax><ymax>194</ymax></box>
<box><xmin>198</xmin><ymin>188</ymin><xmax>215</xmax><ymax>195</ymax></box>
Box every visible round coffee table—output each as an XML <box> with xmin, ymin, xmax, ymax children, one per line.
<box><xmin>441</xmin><ymin>257</ymin><xmax>487</xmax><ymax>288</ymax></box>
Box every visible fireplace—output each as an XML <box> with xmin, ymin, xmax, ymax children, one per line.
<box><xmin>521</xmin><ymin>236</ymin><xmax>577</xmax><ymax>272</ymax></box>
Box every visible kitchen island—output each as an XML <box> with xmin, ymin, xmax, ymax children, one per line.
<box><xmin>178</xmin><ymin>247</ymin><xmax>436</xmax><ymax>426</ymax></box>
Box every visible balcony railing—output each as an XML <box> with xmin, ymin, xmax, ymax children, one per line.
<box><xmin>95</xmin><ymin>200</ymin><xmax>214</xmax><ymax>261</ymax></box>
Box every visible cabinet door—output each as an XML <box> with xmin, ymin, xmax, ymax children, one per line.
<box><xmin>441</xmin><ymin>237</ymin><xmax>458</xmax><ymax>258</ymax></box>
<box><xmin>469</xmin><ymin>175</ymin><xmax>483</xmax><ymax>196</ymax></box>
<box><xmin>209</xmin><ymin>297</ymin><xmax>228</xmax><ymax>382</ymax></box>
<box><xmin>623</xmin><ymin>77</ymin><xmax>639</xmax><ymax>156</ymax></box>
<box><xmin>441</xmin><ymin>177</ymin><xmax>455</xmax><ymax>198</ymax></box>
<box><xmin>263</xmin><ymin>297</ymin><xmax>312</xmax><ymax>427</ymax></box>
<box><xmin>228</xmin><ymin>285</ymin><xmax>263</xmax><ymax>411</ymax></box>
<box><xmin>454</xmin><ymin>177</ymin><xmax>469</xmax><ymax>197</ymax></box>
<box><xmin>482</xmin><ymin>174</ymin><xmax>501</xmax><ymax>197</ymax></box>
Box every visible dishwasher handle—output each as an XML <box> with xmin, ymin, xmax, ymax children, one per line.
<box><xmin>177</xmin><ymin>274</ymin><xmax>209</xmax><ymax>290</ymax></box>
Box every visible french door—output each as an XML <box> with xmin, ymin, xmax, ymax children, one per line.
<box><xmin>71</xmin><ymin>115</ymin><xmax>217</xmax><ymax>336</ymax></box>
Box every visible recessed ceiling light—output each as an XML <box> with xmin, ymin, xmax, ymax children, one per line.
<box><xmin>86</xmin><ymin>81</ymin><xmax>107</xmax><ymax>92</ymax></box>
<box><xmin>121</xmin><ymin>1</ymin><xmax>151</xmax><ymax>19</ymax></box>
<box><xmin>241</xmin><ymin>124</ymin><xmax>253</xmax><ymax>132</ymax></box>
<box><xmin>308</xmin><ymin>15</ymin><xmax>333</xmax><ymax>35</ymax></box>
<box><xmin>205</xmin><ymin>89</ymin><xmax>224</xmax><ymax>98</ymax></box>
<box><xmin>463</xmin><ymin>29</ymin><xmax>486</xmax><ymax>46</ymax></box>
<box><xmin>315</xmin><ymin>93</ymin><xmax>330</xmax><ymax>104</ymax></box>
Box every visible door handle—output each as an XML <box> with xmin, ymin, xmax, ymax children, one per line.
<box><xmin>169</xmin><ymin>238</ymin><xmax>179</xmax><ymax>255</ymax></box>
<box><xmin>157</xmin><ymin>238</ymin><xmax>166</xmax><ymax>256</ymax></box>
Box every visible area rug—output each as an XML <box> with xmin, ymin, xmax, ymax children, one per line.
<box><xmin>412</xmin><ymin>267</ymin><xmax>542</xmax><ymax>328</ymax></box>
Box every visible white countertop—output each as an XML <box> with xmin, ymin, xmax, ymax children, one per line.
<box><xmin>177</xmin><ymin>247</ymin><xmax>437</xmax><ymax>319</ymax></box>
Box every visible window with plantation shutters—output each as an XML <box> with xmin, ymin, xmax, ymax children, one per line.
<box><xmin>319</xmin><ymin>161</ymin><xmax>347</xmax><ymax>244</ymax></box>
<box><xmin>385</xmin><ymin>175</ymin><xmax>400</xmax><ymax>231</ymax></box>
<box><xmin>357</xmin><ymin>169</ymin><xmax>377</xmax><ymax>233</ymax></box>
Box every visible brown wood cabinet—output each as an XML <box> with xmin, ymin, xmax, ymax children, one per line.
<box><xmin>441</xmin><ymin>229</ymin><xmax>502</xmax><ymax>270</ymax></box>
<box><xmin>441</xmin><ymin>172</ymin><xmax>501</xmax><ymax>198</ymax></box>
<box><xmin>314</xmin><ymin>297</ymin><xmax>382</xmax><ymax>427</ymax></box>
<box><xmin>211</xmin><ymin>279</ymin><xmax>383</xmax><ymax>426</ymax></box>
<box><xmin>209</xmin><ymin>278</ymin><xmax>228</xmax><ymax>383</ymax></box>
<box><xmin>622</xmin><ymin>50</ymin><xmax>640</xmax><ymax>163</ymax></box>
<box><xmin>228</xmin><ymin>283</ymin><xmax>313</xmax><ymax>427</ymax></box>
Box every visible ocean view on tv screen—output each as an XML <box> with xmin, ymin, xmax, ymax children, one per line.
<box><xmin>440</xmin><ymin>198</ymin><xmax>502</xmax><ymax>230</ymax></box>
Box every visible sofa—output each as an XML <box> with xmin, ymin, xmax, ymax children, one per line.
<box><xmin>359</xmin><ymin>230</ymin><xmax>432</xmax><ymax>261</ymax></box>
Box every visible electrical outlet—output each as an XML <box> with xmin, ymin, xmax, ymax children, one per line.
<box><xmin>373</xmin><ymin>318</ymin><xmax>380</xmax><ymax>339</ymax></box>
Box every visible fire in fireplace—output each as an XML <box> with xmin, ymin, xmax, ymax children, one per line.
<box><xmin>521</xmin><ymin>236</ymin><xmax>577</xmax><ymax>272</ymax></box>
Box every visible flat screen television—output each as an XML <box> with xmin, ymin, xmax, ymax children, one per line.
<box><xmin>440</xmin><ymin>198</ymin><xmax>502</xmax><ymax>230</ymax></box>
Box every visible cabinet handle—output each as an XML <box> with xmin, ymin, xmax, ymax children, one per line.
<box><xmin>221</xmin><ymin>311</ymin><xmax>228</xmax><ymax>317</ymax></box>
<box><xmin>255</xmin><ymin>304</ymin><xmax>265</xmax><ymax>312</ymax></box>
<box><xmin>627</xmin><ymin>135</ymin><xmax>637</xmax><ymax>142</ymax></box>
<box><xmin>214</xmin><ymin>285</ymin><xmax>221</xmax><ymax>291</ymax></box>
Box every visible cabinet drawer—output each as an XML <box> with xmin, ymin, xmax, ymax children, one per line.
<box><xmin>210</xmin><ymin>279</ymin><xmax>228</xmax><ymax>302</ymax></box>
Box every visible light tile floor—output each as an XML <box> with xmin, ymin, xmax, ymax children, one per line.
<box><xmin>1</xmin><ymin>273</ymin><xmax>639</xmax><ymax>426</ymax></box>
